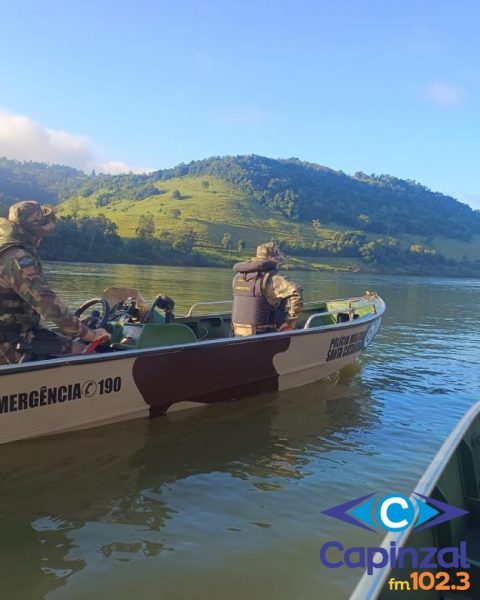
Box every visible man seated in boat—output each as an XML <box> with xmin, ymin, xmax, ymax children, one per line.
<box><xmin>231</xmin><ymin>242</ymin><xmax>304</xmax><ymax>336</ymax></box>
<box><xmin>0</xmin><ymin>201</ymin><xmax>110</xmax><ymax>364</ymax></box>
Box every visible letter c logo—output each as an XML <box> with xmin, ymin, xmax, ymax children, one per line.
<box><xmin>377</xmin><ymin>495</ymin><xmax>414</xmax><ymax>531</ymax></box>
<box><xmin>319</xmin><ymin>541</ymin><xmax>344</xmax><ymax>568</ymax></box>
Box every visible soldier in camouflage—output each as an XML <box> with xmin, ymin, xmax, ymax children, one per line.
<box><xmin>0</xmin><ymin>201</ymin><xmax>110</xmax><ymax>364</ymax></box>
<box><xmin>232</xmin><ymin>242</ymin><xmax>304</xmax><ymax>336</ymax></box>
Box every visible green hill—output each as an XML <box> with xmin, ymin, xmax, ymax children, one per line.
<box><xmin>1</xmin><ymin>155</ymin><xmax>480</xmax><ymax>275</ymax></box>
<box><xmin>57</xmin><ymin>175</ymin><xmax>342</xmax><ymax>247</ymax></box>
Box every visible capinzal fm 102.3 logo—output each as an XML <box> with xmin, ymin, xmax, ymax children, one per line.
<box><xmin>322</xmin><ymin>492</ymin><xmax>468</xmax><ymax>533</ymax></box>
<box><xmin>320</xmin><ymin>492</ymin><xmax>470</xmax><ymax>578</ymax></box>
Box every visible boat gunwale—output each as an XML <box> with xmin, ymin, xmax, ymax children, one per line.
<box><xmin>0</xmin><ymin>298</ymin><xmax>385</xmax><ymax>376</ymax></box>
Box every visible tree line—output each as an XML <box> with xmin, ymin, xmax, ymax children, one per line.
<box><xmin>9</xmin><ymin>210</ymin><xmax>480</xmax><ymax>277</ymax></box>
<box><xmin>278</xmin><ymin>230</ymin><xmax>480</xmax><ymax>276</ymax></box>
<box><xmin>40</xmin><ymin>214</ymin><xmax>206</xmax><ymax>266</ymax></box>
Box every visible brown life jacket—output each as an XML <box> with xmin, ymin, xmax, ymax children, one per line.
<box><xmin>232</xmin><ymin>259</ymin><xmax>279</xmax><ymax>328</ymax></box>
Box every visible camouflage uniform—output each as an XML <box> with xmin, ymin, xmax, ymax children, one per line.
<box><xmin>0</xmin><ymin>201</ymin><xmax>90</xmax><ymax>364</ymax></box>
<box><xmin>232</xmin><ymin>242</ymin><xmax>303</xmax><ymax>336</ymax></box>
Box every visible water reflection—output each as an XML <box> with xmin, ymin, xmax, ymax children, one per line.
<box><xmin>0</xmin><ymin>370</ymin><xmax>377</xmax><ymax>596</ymax></box>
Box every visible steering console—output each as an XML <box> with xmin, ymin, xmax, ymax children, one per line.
<box><xmin>74</xmin><ymin>298</ymin><xmax>111</xmax><ymax>329</ymax></box>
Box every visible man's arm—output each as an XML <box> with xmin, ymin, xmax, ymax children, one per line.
<box><xmin>264</xmin><ymin>273</ymin><xmax>304</xmax><ymax>325</ymax></box>
<box><xmin>3</xmin><ymin>248</ymin><xmax>93</xmax><ymax>339</ymax></box>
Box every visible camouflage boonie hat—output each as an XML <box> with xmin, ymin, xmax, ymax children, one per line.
<box><xmin>8</xmin><ymin>201</ymin><xmax>56</xmax><ymax>235</ymax></box>
<box><xmin>255</xmin><ymin>242</ymin><xmax>283</xmax><ymax>261</ymax></box>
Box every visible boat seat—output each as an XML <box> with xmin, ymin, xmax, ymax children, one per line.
<box><xmin>110</xmin><ymin>323</ymin><xmax>197</xmax><ymax>350</ymax></box>
<box><xmin>137</xmin><ymin>323</ymin><xmax>197</xmax><ymax>348</ymax></box>
<box><xmin>177</xmin><ymin>316</ymin><xmax>230</xmax><ymax>340</ymax></box>
<box><xmin>198</xmin><ymin>316</ymin><xmax>229</xmax><ymax>339</ymax></box>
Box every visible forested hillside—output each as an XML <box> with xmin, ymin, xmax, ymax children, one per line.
<box><xmin>0</xmin><ymin>158</ymin><xmax>86</xmax><ymax>208</ymax></box>
<box><xmin>145</xmin><ymin>155</ymin><xmax>479</xmax><ymax>241</ymax></box>
<box><xmin>1</xmin><ymin>155</ymin><xmax>479</xmax><ymax>276</ymax></box>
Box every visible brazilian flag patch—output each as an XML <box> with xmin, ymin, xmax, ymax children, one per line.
<box><xmin>15</xmin><ymin>255</ymin><xmax>35</xmax><ymax>269</ymax></box>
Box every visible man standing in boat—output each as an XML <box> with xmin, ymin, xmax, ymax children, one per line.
<box><xmin>0</xmin><ymin>201</ymin><xmax>110</xmax><ymax>364</ymax></box>
<box><xmin>232</xmin><ymin>242</ymin><xmax>304</xmax><ymax>336</ymax></box>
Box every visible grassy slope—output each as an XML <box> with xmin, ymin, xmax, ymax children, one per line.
<box><xmin>431</xmin><ymin>235</ymin><xmax>480</xmax><ymax>261</ymax></box>
<box><xmin>58</xmin><ymin>175</ymin><xmax>479</xmax><ymax>268</ymax></box>
<box><xmin>58</xmin><ymin>175</ymin><xmax>342</xmax><ymax>246</ymax></box>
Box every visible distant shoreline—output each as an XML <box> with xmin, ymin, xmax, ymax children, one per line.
<box><xmin>43</xmin><ymin>257</ymin><xmax>480</xmax><ymax>279</ymax></box>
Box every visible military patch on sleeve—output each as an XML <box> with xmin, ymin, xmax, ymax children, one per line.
<box><xmin>15</xmin><ymin>255</ymin><xmax>35</xmax><ymax>269</ymax></box>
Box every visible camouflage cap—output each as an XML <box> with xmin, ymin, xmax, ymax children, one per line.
<box><xmin>8</xmin><ymin>200</ymin><xmax>56</xmax><ymax>236</ymax></box>
<box><xmin>255</xmin><ymin>242</ymin><xmax>283</xmax><ymax>261</ymax></box>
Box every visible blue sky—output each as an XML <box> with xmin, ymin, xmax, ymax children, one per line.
<box><xmin>1</xmin><ymin>0</ymin><xmax>479</xmax><ymax>208</ymax></box>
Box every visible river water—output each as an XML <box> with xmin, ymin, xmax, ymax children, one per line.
<box><xmin>1</xmin><ymin>263</ymin><xmax>479</xmax><ymax>599</ymax></box>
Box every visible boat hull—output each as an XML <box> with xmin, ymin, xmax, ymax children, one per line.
<box><xmin>0</xmin><ymin>306</ymin><xmax>383</xmax><ymax>445</ymax></box>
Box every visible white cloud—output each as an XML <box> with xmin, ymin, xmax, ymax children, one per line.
<box><xmin>98</xmin><ymin>160</ymin><xmax>148</xmax><ymax>175</ymax></box>
<box><xmin>0</xmin><ymin>109</ymin><xmax>152</xmax><ymax>174</ymax></box>
<box><xmin>422</xmin><ymin>80</ymin><xmax>468</xmax><ymax>108</ymax></box>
